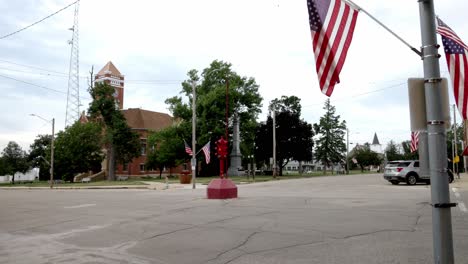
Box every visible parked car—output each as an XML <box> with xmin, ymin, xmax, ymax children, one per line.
<box><xmin>383</xmin><ymin>160</ymin><xmax>454</xmax><ymax>185</ymax></box>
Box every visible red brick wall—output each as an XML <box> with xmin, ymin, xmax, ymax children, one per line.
<box><xmin>115</xmin><ymin>130</ymin><xmax>189</xmax><ymax>177</ymax></box>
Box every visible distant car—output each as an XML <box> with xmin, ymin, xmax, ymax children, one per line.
<box><xmin>383</xmin><ymin>160</ymin><xmax>454</xmax><ymax>185</ymax></box>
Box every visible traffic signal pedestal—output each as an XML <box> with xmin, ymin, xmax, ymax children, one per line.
<box><xmin>207</xmin><ymin>178</ymin><xmax>238</xmax><ymax>199</ymax></box>
<box><xmin>207</xmin><ymin>136</ymin><xmax>238</xmax><ymax>199</ymax></box>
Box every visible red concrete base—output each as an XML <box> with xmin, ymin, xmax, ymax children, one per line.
<box><xmin>207</xmin><ymin>178</ymin><xmax>238</xmax><ymax>199</ymax></box>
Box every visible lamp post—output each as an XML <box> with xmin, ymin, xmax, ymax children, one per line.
<box><xmin>30</xmin><ymin>114</ymin><xmax>54</xmax><ymax>189</ymax></box>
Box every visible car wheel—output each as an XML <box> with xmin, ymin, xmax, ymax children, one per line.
<box><xmin>406</xmin><ymin>174</ymin><xmax>418</xmax><ymax>185</ymax></box>
<box><xmin>390</xmin><ymin>180</ymin><xmax>399</xmax><ymax>185</ymax></box>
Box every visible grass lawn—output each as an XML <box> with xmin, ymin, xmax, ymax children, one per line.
<box><xmin>0</xmin><ymin>170</ymin><xmax>378</xmax><ymax>187</ymax></box>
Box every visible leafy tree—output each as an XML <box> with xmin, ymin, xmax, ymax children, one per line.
<box><xmin>255</xmin><ymin>96</ymin><xmax>314</xmax><ymax>176</ymax></box>
<box><xmin>446</xmin><ymin>124</ymin><xmax>464</xmax><ymax>172</ymax></box>
<box><xmin>353</xmin><ymin>143</ymin><xmax>382</xmax><ymax>172</ymax></box>
<box><xmin>53</xmin><ymin>122</ymin><xmax>104</xmax><ymax>182</ymax></box>
<box><xmin>28</xmin><ymin>135</ymin><xmax>52</xmax><ymax>181</ymax></box>
<box><xmin>88</xmin><ymin>82</ymin><xmax>140</xmax><ymax>180</ymax></box>
<box><xmin>0</xmin><ymin>156</ymin><xmax>7</xmax><ymax>176</ymax></box>
<box><xmin>165</xmin><ymin>60</ymin><xmax>263</xmax><ymax>175</ymax></box>
<box><xmin>385</xmin><ymin>140</ymin><xmax>403</xmax><ymax>161</ymax></box>
<box><xmin>401</xmin><ymin>140</ymin><xmax>419</xmax><ymax>160</ymax></box>
<box><xmin>146</xmin><ymin>122</ymin><xmax>190</xmax><ymax>178</ymax></box>
<box><xmin>1</xmin><ymin>141</ymin><xmax>29</xmax><ymax>184</ymax></box>
<box><xmin>314</xmin><ymin>99</ymin><xmax>346</xmax><ymax>174</ymax></box>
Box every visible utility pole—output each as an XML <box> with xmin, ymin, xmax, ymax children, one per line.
<box><xmin>272</xmin><ymin>110</ymin><xmax>277</xmax><ymax>178</ymax></box>
<box><xmin>50</xmin><ymin>118</ymin><xmax>55</xmax><ymax>189</ymax></box>
<box><xmin>453</xmin><ymin>104</ymin><xmax>458</xmax><ymax>175</ymax></box>
<box><xmin>346</xmin><ymin>128</ymin><xmax>349</xmax><ymax>174</ymax></box>
<box><xmin>191</xmin><ymin>80</ymin><xmax>197</xmax><ymax>189</ymax></box>
<box><xmin>418</xmin><ymin>1</ymin><xmax>455</xmax><ymax>262</ymax></box>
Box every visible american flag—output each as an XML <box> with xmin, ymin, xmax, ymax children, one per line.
<box><xmin>184</xmin><ymin>140</ymin><xmax>193</xmax><ymax>156</ymax></box>
<box><xmin>307</xmin><ymin>0</ymin><xmax>359</xmax><ymax>96</ymax></box>
<box><xmin>437</xmin><ymin>17</ymin><xmax>468</xmax><ymax>119</ymax></box>
<box><xmin>410</xmin><ymin>131</ymin><xmax>419</xmax><ymax>153</ymax></box>
<box><xmin>201</xmin><ymin>141</ymin><xmax>211</xmax><ymax>164</ymax></box>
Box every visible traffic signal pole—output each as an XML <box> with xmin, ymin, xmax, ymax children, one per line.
<box><xmin>418</xmin><ymin>0</ymin><xmax>455</xmax><ymax>262</ymax></box>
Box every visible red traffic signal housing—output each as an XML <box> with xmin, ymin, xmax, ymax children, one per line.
<box><xmin>216</xmin><ymin>137</ymin><xmax>228</xmax><ymax>158</ymax></box>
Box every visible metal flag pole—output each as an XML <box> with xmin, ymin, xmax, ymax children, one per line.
<box><xmin>418</xmin><ymin>0</ymin><xmax>455</xmax><ymax>263</ymax></box>
<box><xmin>345</xmin><ymin>0</ymin><xmax>422</xmax><ymax>57</ymax></box>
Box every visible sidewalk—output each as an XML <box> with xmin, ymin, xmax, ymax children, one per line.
<box><xmin>452</xmin><ymin>172</ymin><xmax>468</xmax><ymax>190</ymax></box>
<box><xmin>0</xmin><ymin>182</ymin><xmax>207</xmax><ymax>190</ymax></box>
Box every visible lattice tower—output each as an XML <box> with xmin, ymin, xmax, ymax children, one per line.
<box><xmin>65</xmin><ymin>0</ymin><xmax>80</xmax><ymax>127</ymax></box>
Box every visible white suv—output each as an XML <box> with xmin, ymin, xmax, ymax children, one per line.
<box><xmin>383</xmin><ymin>160</ymin><xmax>454</xmax><ymax>185</ymax></box>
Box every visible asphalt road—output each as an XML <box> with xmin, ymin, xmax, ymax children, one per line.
<box><xmin>1</xmin><ymin>173</ymin><xmax>468</xmax><ymax>264</ymax></box>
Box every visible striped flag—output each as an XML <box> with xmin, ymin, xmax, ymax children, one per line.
<box><xmin>201</xmin><ymin>141</ymin><xmax>211</xmax><ymax>164</ymax></box>
<box><xmin>436</xmin><ymin>17</ymin><xmax>468</xmax><ymax>119</ymax></box>
<box><xmin>410</xmin><ymin>131</ymin><xmax>419</xmax><ymax>153</ymax></box>
<box><xmin>307</xmin><ymin>0</ymin><xmax>359</xmax><ymax>96</ymax></box>
<box><xmin>184</xmin><ymin>140</ymin><xmax>193</xmax><ymax>156</ymax></box>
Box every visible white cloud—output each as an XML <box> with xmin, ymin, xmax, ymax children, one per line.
<box><xmin>1</xmin><ymin>0</ymin><xmax>467</xmax><ymax>151</ymax></box>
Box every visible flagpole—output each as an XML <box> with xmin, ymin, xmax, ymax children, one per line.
<box><xmin>345</xmin><ymin>0</ymin><xmax>422</xmax><ymax>57</ymax></box>
<box><xmin>191</xmin><ymin>80</ymin><xmax>197</xmax><ymax>189</ymax></box>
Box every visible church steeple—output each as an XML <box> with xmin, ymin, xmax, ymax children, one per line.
<box><xmin>372</xmin><ymin>132</ymin><xmax>380</xmax><ymax>145</ymax></box>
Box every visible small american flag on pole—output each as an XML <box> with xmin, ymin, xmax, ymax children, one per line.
<box><xmin>201</xmin><ymin>141</ymin><xmax>211</xmax><ymax>164</ymax></box>
<box><xmin>306</xmin><ymin>0</ymin><xmax>359</xmax><ymax>96</ymax></box>
<box><xmin>436</xmin><ymin>17</ymin><xmax>468</xmax><ymax>120</ymax></box>
<box><xmin>184</xmin><ymin>140</ymin><xmax>193</xmax><ymax>156</ymax></box>
<box><xmin>410</xmin><ymin>131</ymin><xmax>420</xmax><ymax>153</ymax></box>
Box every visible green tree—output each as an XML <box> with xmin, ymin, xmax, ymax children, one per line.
<box><xmin>385</xmin><ymin>140</ymin><xmax>403</xmax><ymax>161</ymax></box>
<box><xmin>28</xmin><ymin>134</ymin><xmax>52</xmax><ymax>181</ymax></box>
<box><xmin>314</xmin><ymin>99</ymin><xmax>347</xmax><ymax>174</ymax></box>
<box><xmin>401</xmin><ymin>140</ymin><xmax>419</xmax><ymax>160</ymax></box>
<box><xmin>353</xmin><ymin>143</ymin><xmax>382</xmax><ymax>172</ymax></box>
<box><xmin>53</xmin><ymin>122</ymin><xmax>104</xmax><ymax>182</ymax></box>
<box><xmin>255</xmin><ymin>96</ymin><xmax>314</xmax><ymax>176</ymax></box>
<box><xmin>88</xmin><ymin>82</ymin><xmax>140</xmax><ymax>180</ymax></box>
<box><xmin>446</xmin><ymin>124</ymin><xmax>464</xmax><ymax>172</ymax></box>
<box><xmin>1</xmin><ymin>141</ymin><xmax>29</xmax><ymax>184</ymax></box>
<box><xmin>146</xmin><ymin>122</ymin><xmax>190</xmax><ymax>178</ymax></box>
<box><xmin>165</xmin><ymin>60</ymin><xmax>263</xmax><ymax>175</ymax></box>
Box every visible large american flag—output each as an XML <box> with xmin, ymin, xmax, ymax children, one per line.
<box><xmin>410</xmin><ymin>131</ymin><xmax>419</xmax><ymax>153</ymax></box>
<box><xmin>307</xmin><ymin>0</ymin><xmax>359</xmax><ymax>96</ymax></box>
<box><xmin>201</xmin><ymin>141</ymin><xmax>211</xmax><ymax>164</ymax></box>
<box><xmin>184</xmin><ymin>140</ymin><xmax>193</xmax><ymax>156</ymax></box>
<box><xmin>437</xmin><ymin>17</ymin><xmax>468</xmax><ymax>120</ymax></box>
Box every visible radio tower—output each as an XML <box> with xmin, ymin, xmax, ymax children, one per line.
<box><xmin>65</xmin><ymin>0</ymin><xmax>80</xmax><ymax>127</ymax></box>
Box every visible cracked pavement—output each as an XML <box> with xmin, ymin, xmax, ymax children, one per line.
<box><xmin>1</xmin><ymin>173</ymin><xmax>468</xmax><ymax>263</ymax></box>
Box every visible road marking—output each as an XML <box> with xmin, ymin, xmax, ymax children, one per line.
<box><xmin>64</xmin><ymin>204</ymin><xmax>96</xmax><ymax>209</ymax></box>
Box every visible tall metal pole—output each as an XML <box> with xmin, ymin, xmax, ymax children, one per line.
<box><xmin>191</xmin><ymin>81</ymin><xmax>197</xmax><ymax>189</ymax></box>
<box><xmin>418</xmin><ymin>1</ymin><xmax>455</xmax><ymax>262</ymax></box>
<box><xmin>346</xmin><ymin>128</ymin><xmax>349</xmax><ymax>174</ymax></box>
<box><xmin>225</xmin><ymin>79</ymin><xmax>229</xmax><ymax>178</ymax></box>
<box><xmin>50</xmin><ymin>118</ymin><xmax>55</xmax><ymax>189</ymax></box>
<box><xmin>453</xmin><ymin>104</ymin><xmax>458</xmax><ymax>175</ymax></box>
<box><xmin>272</xmin><ymin>110</ymin><xmax>276</xmax><ymax>178</ymax></box>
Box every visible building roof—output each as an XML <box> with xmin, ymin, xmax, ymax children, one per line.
<box><xmin>372</xmin><ymin>132</ymin><xmax>380</xmax><ymax>145</ymax></box>
<box><xmin>97</xmin><ymin>61</ymin><xmax>122</xmax><ymax>76</ymax></box>
<box><xmin>122</xmin><ymin>108</ymin><xmax>174</xmax><ymax>131</ymax></box>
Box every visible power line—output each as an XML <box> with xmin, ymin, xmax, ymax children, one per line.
<box><xmin>0</xmin><ymin>73</ymin><xmax>91</xmax><ymax>100</ymax></box>
<box><xmin>0</xmin><ymin>1</ymin><xmax>78</xmax><ymax>40</ymax></box>
<box><xmin>0</xmin><ymin>59</ymin><xmax>69</xmax><ymax>76</ymax></box>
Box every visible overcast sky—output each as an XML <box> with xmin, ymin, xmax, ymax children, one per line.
<box><xmin>0</xmin><ymin>0</ymin><xmax>467</xmax><ymax>152</ymax></box>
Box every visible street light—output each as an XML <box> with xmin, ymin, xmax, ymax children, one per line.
<box><xmin>30</xmin><ymin>114</ymin><xmax>55</xmax><ymax>189</ymax></box>
<box><xmin>346</xmin><ymin>129</ymin><xmax>359</xmax><ymax>174</ymax></box>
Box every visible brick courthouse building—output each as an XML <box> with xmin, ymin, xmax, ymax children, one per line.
<box><xmin>94</xmin><ymin>62</ymin><xmax>187</xmax><ymax>177</ymax></box>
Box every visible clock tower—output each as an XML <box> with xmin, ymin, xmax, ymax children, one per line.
<box><xmin>95</xmin><ymin>61</ymin><xmax>125</xmax><ymax>109</ymax></box>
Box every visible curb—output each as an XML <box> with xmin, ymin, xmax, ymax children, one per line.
<box><xmin>0</xmin><ymin>185</ymin><xmax>150</xmax><ymax>190</ymax></box>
